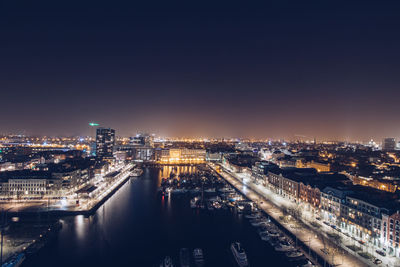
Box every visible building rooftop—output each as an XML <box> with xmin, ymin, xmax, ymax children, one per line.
<box><xmin>0</xmin><ymin>170</ymin><xmax>52</xmax><ymax>181</ymax></box>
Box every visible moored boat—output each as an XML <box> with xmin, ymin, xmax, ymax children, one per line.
<box><xmin>193</xmin><ymin>248</ymin><xmax>204</xmax><ymax>267</ymax></box>
<box><xmin>213</xmin><ymin>201</ymin><xmax>222</xmax><ymax>209</ymax></box>
<box><xmin>266</xmin><ymin>230</ymin><xmax>281</xmax><ymax>238</ymax></box>
<box><xmin>2</xmin><ymin>252</ymin><xmax>25</xmax><ymax>267</ymax></box>
<box><xmin>160</xmin><ymin>256</ymin><xmax>174</xmax><ymax>267</ymax></box>
<box><xmin>245</xmin><ymin>213</ymin><xmax>260</xmax><ymax>219</ymax></box>
<box><xmin>190</xmin><ymin>197</ymin><xmax>199</xmax><ymax>208</ymax></box>
<box><xmin>259</xmin><ymin>232</ymin><xmax>270</xmax><ymax>241</ymax></box>
<box><xmin>179</xmin><ymin>248</ymin><xmax>190</xmax><ymax>267</ymax></box>
<box><xmin>275</xmin><ymin>241</ymin><xmax>294</xmax><ymax>252</ymax></box>
<box><xmin>131</xmin><ymin>168</ymin><xmax>143</xmax><ymax>177</ymax></box>
<box><xmin>230</xmin><ymin>242</ymin><xmax>249</xmax><ymax>267</ymax></box>
<box><xmin>204</xmin><ymin>188</ymin><xmax>216</xmax><ymax>193</ymax></box>
<box><xmin>285</xmin><ymin>250</ymin><xmax>303</xmax><ymax>258</ymax></box>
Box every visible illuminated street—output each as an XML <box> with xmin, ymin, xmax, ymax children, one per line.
<box><xmin>3</xmin><ymin>1</ymin><xmax>400</xmax><ymax>266</ymax></box>
<box><xmin>0</xmin><ymin>162</ymin><xmax>134</xmax><ymax>214</ymax></box>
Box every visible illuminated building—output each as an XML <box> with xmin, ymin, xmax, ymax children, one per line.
<box><xmin>8</xmin><ymin>178</ymin><xmax>47</xmax><ymax>197</ymax></box>
<box><xmin>351</xmin><ymin>176</ymin><xmax>397</xmax><ymax>193</ymax></box>
<box><xmin>321</xmin><ymin>185</ymin><xmax>399</xmax><ymax>249</ymax></box>
<box><xmin>114</xmin><ymin>151</ymin><xmax>127</xmax><ymax>162</ymax></box>
<box><xmin>251</xmin><ymin>161</ymin><xmax>279</xmax><ymax>185</ymax></box>
<box><xmin>307</xmin><ymin>160</ymin><xmax>331</xmax><ymax>172</ymax></box>
<box><xmin>96</xmin><ymin>128</ymin><xmax>115</xmax><ymax>161</ymax></box>
<box><xmin>296</xmin><ymin>160</ymin><xmax>330</xmax><ymax>172</ymax></box>
<box><xmin>381</xmin><ymin>211</ymin><xmax>400</xmax><ymax>257</ymax></box>
<box><xmin>135</xmin><ymin>147</ymin><xmax>153</xmax><ymax>161</ymax></box>
<box><xmin>321</xmin><ymin>187</ymin><xmax>351</xmax><ymax>226</ymax></box>
<box><xmin>130</xmin><ymin>133</ymin><xmax>154</xmax><ymax>148</ymax></box>
<box><xmin>157</xmin><ymin>148</ymin><xmax>206</xmax><ymax>164</ymax></box>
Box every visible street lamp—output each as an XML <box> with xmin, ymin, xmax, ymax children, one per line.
<box><xmin>305</xmin><ymin>234</ymin><xmax>318</xmax><ymax>261</ymax></box>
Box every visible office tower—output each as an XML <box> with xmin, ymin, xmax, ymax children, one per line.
<box><xmin>96</xmin><ymin>128</ymin><xmax>115</xmax><ymax>160</ymax></box>
<box><xmin>382</xmin><ymin>138</ymin><xmax>396</xmax><ymax>151</ymax></box>
<box><xmin>130</xmin><ymin>133</ymin><xmax>154</xmax><ymax>148</ymax></box>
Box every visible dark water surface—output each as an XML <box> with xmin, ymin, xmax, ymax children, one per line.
<box><xmin>22</xmin><ymin>167</ymin><xmax>292</xmax><ymax>267</ymax></box>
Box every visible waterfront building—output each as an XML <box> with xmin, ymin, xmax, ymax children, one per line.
<box><xmin>320</xmin><ymin>184</ymin><xmax>398</xmax><ymax>249</ymax></box>
<box><xmin>130</xmin><ymin>133</ymin><xmax>154</xmax><ymax>148</ymax></box>
<box><xmin>381</xmin><ymin>210</ymin><xmax>400</xmax><ymax>257</ymax></box>
<box><xmin>267</xmin><ymin>168</ymin><xmax>318</xmax><ymax>202</ymax></box>
<box><xmin>267</xmin><ymin>170</ymin><xmax>300</xmax><ymax>202</ymax></box>
<box><xmin>251</xmin><ymin>161</ymin><xmax>279</xmax><ymax>185</ymax></box>
<box><xmin>337</xmin><ymin>186</ymin><xmax>400</xmax><ymax>250</ymax></box>
<box><xmin>114</xmin><ymin>150</ymin><xmax>127</xmax><ymax>162</ymax></box>
<box><xmin>299</xmin><ymin>182</ymin><xmax>322</xmax><ymax>209</ymax></box>
<box><xmin>157</xmin><ymin>148</ymin><xmax>206</xmax><ymax>164</ymax></box>
<box><xmin>0</xmin><ymin>157</ymin><xmax>97</xmax><ymax>197</ymax></box>
<box><xmin>223</xmin><ymin>153</ymin><xmax>258</xmax><ymax>173</ymax></box>
<box><xmin>8</xmin><ymin>177</ymin><xmax>47</xmax><ymax>197</ymax></box>
<box><xmin>116</xmin><ymin>134</ymin><xmax>154</xmax><ymax>162</ymax></box>
<box><xmin>0</xmin><ymin>171</ymin><xmax>52</xmax><ymax>197</ymax></box>
<box><xmin>96</xmin><ymin>128</ymin><xmax>115</xmax><ymax>161</ymax></box>
<box><xmin>320</xmin><ymin>186</ymin><xmax>352</xmax><ymax>226</ymax></box>
<box><xmin>114</xmin><ymin>144</ymin><xmax>136</xmax><ymax>160</ymax></box>
<box><xmin>132</xmin><ymin>146</ymin><xmax>153</xmax><ymax>161</ymax></box>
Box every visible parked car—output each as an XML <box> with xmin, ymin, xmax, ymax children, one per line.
<box><xmin>321</xmin><ymin>248</ymin><xmax>329</xmax><ymax>255</ymax></box>
<box><xmin>373</xmin><ymin>258</ymin><xmax>382</xmax><ymax>265</ymax></box>
<box><xmin>376</xmin><ymin>250</ymin><xmax>386</xmax><ymax>257</ymax></box>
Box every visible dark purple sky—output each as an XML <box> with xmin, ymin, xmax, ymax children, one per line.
<box><xmin>1</xmin><ymin>1</ymin><xmax>400</xmax><ymax>140</ymax></box>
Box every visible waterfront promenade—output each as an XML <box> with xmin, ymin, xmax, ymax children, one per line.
<box><xmin>209</xmin><ymin>163</ymin><xmax>370</xmax><ymax>267</ymax></box>
<box><xmin>0</xmin><ymin>163</ymin><xmax>135</xmax><ymax>265</ymax></box>
<box><xmin>0</xmin><ymin>163</ymin><xmax>134</xmax><ymax>215</ymax></box>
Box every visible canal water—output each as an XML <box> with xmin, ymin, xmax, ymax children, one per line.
<box><xmin>22</xmin><ymin>167</ymin><xmax>293</xmax><ymax>267</ymax></box>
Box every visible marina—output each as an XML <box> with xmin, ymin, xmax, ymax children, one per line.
<box><xmin>19</xmin><ymin>166</ymin><xmax>309</xmax><ymax>267</ymax></box>
<box><xmin>157</xmin><ymin>165</ymin><xmax>318</xmax><ymax>267</ymax></box>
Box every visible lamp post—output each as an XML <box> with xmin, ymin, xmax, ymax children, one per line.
<box><xmin>306</xmin><ymin>234</ymin><xmax>318</xmax><ymax>261</ymax></box>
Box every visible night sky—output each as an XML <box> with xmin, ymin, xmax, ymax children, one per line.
<box><xmin>1</xmin><ymin>1</ymin><xmax>400</xmax><ymax>140</ymax></box>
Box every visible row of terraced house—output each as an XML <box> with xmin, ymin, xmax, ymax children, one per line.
<box><xmin>251</xmin><ymin>161</ymin><xmax>400</xmax><ymax>257</ymax></box>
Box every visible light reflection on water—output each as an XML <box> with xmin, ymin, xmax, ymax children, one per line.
<box><xmin>158</xmin><ymin>165</ymin><xmax>198</xmax><ymax>212</ymax></box>
<box><xmin>75</xmin><ymin>215</ymin><xmax>85</xmax><ymax>240</ymax></box>
<box><xmin>158</xmin><ymin>165</ymin><xmax>198</xmax><ymax>183</ymax></box>
<box><xmin>23</xmin><ymin>167</ymin><xmax>292</xmax><ymax>267</ymax></box>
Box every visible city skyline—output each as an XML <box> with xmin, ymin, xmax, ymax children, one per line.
<box><xmin>3</xmin><ymin>1</ymin><xmax>400</xmax><ymax>266</ymax></box>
